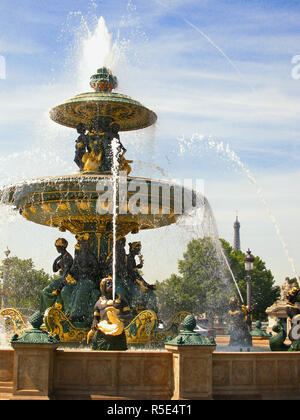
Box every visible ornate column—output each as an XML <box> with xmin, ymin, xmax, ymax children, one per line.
<box><xmin>165</xmin><ymin>315</ymin><xmax>216</xmax><ymax>400</ymax></box>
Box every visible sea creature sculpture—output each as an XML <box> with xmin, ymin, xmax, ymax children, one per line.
<box><xmin>269</xmin><ymin>320</ymin><xmax>290</xmax><ymax>351</ymax></box>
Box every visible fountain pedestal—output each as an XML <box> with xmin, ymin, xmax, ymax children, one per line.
<box><xmin>10</xmin><ymin>342</ymin><xmax>59</xmax><ymax>400</ymax></box>
<box><xmin>165</xmin><ymin>344</ymin><xmax>215</xmax><ymax>400</ymax></box>
<box><xmin>10</xmin><ymin>311</ymin><xmax>60</xmax><ymax>400</ymax></box>
<box><xmin>165</xmin><ymin>315</ymin><xmax>216</xmax><ymax>400</ymax></box>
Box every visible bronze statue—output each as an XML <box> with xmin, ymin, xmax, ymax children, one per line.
<box><xmin>126</xmin><ymin>241</ymin><xmax>157</xmax><ymax>314</ymax></box>
<box><xmin>105</xmin><ymin>236</ymin><xmax>127</xmax><ymax>279</ymax></box>
<box><xmin>52</xmin><ymin>238</ymin><xmax>74</xmax><ymax>294</ymax></box>
<box><xmin>100</xmin><ymin>121</ymin><xmax>122</xmax><ymax>172</ymax></box>
<box><xmin>286</xmin><ymin>287</ymin><xmax>300</xmax><ymax>320</ymax></box>
<box><xmin>286</xmin><ymin>287</ymin><xmax>300</xmax><ymax>350</ymax></box>
<box><xmin>74</xmin><ymin>117</ymin><xmax>131</xmax><ymax>174</ymax></box>
<box><xmin>228</xmin><ymin>296</ymin><xmax>252</xmax><ymax>347</ymax></box>
<box><xmin>127</xmin><ymin>242</ymin><xmax>156</xmax><ymax>291</ymax></box>
<box><xmin>74</xmin><ymin>123</ymin><xmax>89</xmax><ymax>170</ymax></box>
<box><xmin>270</xmin><ymin>287</ymin><xmax>300</xmax><ymax>351</ymax></box>
<box><xmin>52</xmin><ymin>238</ymin><xmax>73</xmax><ymax>275</ymax></box>
<box><xmin>87</xmin><ymin>276</ymin><xmax>132</xmax><ymax>350</ymax></box>
<box><xmin>64</xmin><ymin>233</ymin><xmax>101</xmax><ymax>324</ymax></box>
<box><xmin>39</xmin><ymin>238</ymin><xmax>73</xmax><ymax>314</ymax></box>
<box><xmin>67</xmin><ymin>233</ymin><xmax>101</xmax><ymax>285</ymax></box>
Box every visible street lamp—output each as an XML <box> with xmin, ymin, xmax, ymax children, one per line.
<box><xmin>244</xmin><ymin>249</ymin><xmax>254</xmax><ymax>315</ymax></box>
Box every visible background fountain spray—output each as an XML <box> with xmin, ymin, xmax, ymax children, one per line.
<box><xmin>176</xmin><ymin>133</ymin><xmax>299</xmax><ymax>279</ymax></box>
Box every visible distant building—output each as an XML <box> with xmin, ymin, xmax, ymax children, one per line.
<box><xmin>233</xmin><ymin>214</ymin><xmax>241</xmax><ymax>251</ymax></box>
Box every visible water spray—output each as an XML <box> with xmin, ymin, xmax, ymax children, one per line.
<box><xmin>111</xmin><ymin>138</ymin><xmax>120</xmax><ymax>301</ymax></box>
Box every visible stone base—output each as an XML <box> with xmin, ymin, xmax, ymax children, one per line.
<box><xmin>2</xmin><ymin>345</ymin><xmax>300</xmax><ymax>400</ymax></box>
<box><xmin>11</xmin><ymin>343</ymin><xmax>59</xmax><ymax>400</ymax></box>
<box><xmin>165</xmin><ymin>344</ymin><xmax>215</xmax><ymax>400</ymax></box>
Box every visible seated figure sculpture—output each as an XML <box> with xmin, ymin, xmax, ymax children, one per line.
<box><xmin>64</xmin><ymin>233</ymin><xmax>101</xmax><ymax>325</ymax></box>
<box><xmin>126</xmin><ymin>241</ymin><xmax>158</xmax><ymax>314</ymax></box>
<box><xmin>40</xmin><ymin>238</ymin><xmax>73</xmax><ymax>314</ymax></box>
<box><xmin>87</xmin><ymin>276</ymin><xmax>132</xmax><ymax>350</ymax></box>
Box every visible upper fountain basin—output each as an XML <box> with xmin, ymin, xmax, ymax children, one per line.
<box><xmin>49</xmin><ymin>91</ymin><xmax>157</xmax><ymax>131</ymax></box>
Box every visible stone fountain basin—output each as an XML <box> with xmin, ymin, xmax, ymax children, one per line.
<box><xmin>0</xmin><ymin>173</ymin><xmax>195</xmax><ymax>235</ymax></box>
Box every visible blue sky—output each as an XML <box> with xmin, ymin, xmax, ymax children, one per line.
<box><xmin>0</xmin><ymin>0</ymin><xmax>300</xmax><ymax>286</ymax></box>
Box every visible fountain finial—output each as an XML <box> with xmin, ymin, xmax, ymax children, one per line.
<box><xmin>90</xmin><ymin>67</ymin><xmax>118</xmax><ymax>92</ymax></box>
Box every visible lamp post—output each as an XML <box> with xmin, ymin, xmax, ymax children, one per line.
<box><xmin>244</xmin><ymin>249</ymin><xmax>254</xmax><ymax>321</ymax></box>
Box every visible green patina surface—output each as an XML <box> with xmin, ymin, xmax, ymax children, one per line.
<box><xmin>250</xmin><ymin>321</ymin><xmax>271</xmax><ymax>338</ymax></box>
<box><xmin>165</xmin><ymin>315</ymin><xmax>216</xmax><ymax>347</ymax></box>
<box><xmin>11</xmin><ymin>311</ymin><xmax>60</xmax><ymax>344</ymax></box>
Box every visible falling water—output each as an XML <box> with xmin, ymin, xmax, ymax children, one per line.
<box><xmin>111</xmin><ymin>139</ymin><xmax>121</xmax><ymax>301</ymax></box>
<box><xmin>173</xmin><ymin>182</ymin><xmax>244</xmax><ymax>303</ymax></box>
<box><xmin>177</xmin><ymin>134</ymin><xmax>298</xmax><ymax>278</ymax></box>
<box><xmin>220</xmin><ymin>246</ymin><xmax>245</xmax><ymax>304</ymax></box>
<box><xmin>204</xmin><ymin>198</ymin><xmax>245</xmax><ymax>304</ymax></box>
<box><xmin>209</xmin><ymin>139</ymin><xmax>298</xmax><ymax>278</ymax></box>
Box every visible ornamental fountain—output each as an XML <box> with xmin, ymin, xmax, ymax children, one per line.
<box><xmin>0</xmin><ymin>19</ymin><xmax>299</xmax><ymax>400</ymax></box>
<box><xmin>0</xmin><ymin>66</ymin><xmax>196</xmax><ymax>346</ymax></box>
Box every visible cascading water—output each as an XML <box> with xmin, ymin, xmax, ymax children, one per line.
<box><xmin>176</xmin><ymin>133</ymin><xmax>299</xmax><ymax>279</ymax></box>
<box><xmin>111</xmin><ymin>138</ymin><xmax>121</xmax><ymax>301</ymax></box>
<box><xmin>174</xmin><ymin>189</ymin><xmax>244</xmax><ymax>304</ymax></box>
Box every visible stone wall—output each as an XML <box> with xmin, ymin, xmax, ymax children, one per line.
<box><xmin>53</xmin><ymin>350</ymin><xmax>173</xmax><ymax>400</ymax></box>
<box><xmin>0</xmin><ymin>350</ymin><xmax>13</xmax><ymax>397</ymax></box>
<box><xmin>213</xmin><ymin>352</ymin><xmax>300</xmax><ymax>399</ymax></box>
<box><xmin>2</xmin><ymin>348</ymin><xmax>300</xmax><ymax>400</ymax></box>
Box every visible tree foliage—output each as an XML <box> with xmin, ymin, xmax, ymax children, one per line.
<box><xmin>220</xmin><ymin>239</ymin><xmax>280</xmax><ymax>320</ymax></box>
<box><xmin>155</xmin><ymin>237</ymin><xmax>230</xmax><ymax>321</ymax></box>
<box><xmin>2</xmin><ymin>256</ymin><xmax>58</xmax><ymax>310</ymax></box>
<box><xmin>156</xmin><ymin>237</ymin><xmax>280</xmax><ymax>322</ymax></box>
